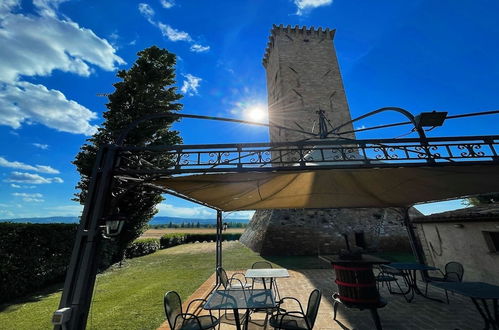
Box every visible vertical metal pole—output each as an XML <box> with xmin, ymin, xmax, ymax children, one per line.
<box><xmin>55</xmin><ymin>145</ymin><xmax>119</xmax><ymax>330</ymax></box>
<box><xmin>403</xmin><ymin>207</ymin><xmax>426</xmax><ymax>265</ymax></box>
<box><xmin>215</xmin><ymin>210</ymin><xmax>223</xmax><ymax>285</ymax></box>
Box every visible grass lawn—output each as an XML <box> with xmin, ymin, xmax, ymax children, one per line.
<box><xmin>0</xmin><ymin>241</ymin><xmax>323</xmax><ymax>329</ymax></box>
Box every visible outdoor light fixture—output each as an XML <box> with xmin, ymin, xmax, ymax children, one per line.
<box><xmin>414</xmin><ymin>111</ymin><xmax>448</xmax><ymax>128</ymax></box>
<box><xmin>102</xmin><ymin>214</ymin><xmax>126</xmax><ymax>237</ymax></box>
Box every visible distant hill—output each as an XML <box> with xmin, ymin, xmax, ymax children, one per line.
<box><xmin>0</xmin><ymin>216</ymin><xmax>249</xmax><ymax>224</ymax></box>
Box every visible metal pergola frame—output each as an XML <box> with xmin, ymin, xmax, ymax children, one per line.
<box><xmin>53</xmin><ymin>108</ymin><xmax>499</xmax><ymax>329</ymax></box>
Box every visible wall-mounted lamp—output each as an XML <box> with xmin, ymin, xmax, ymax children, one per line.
<box><xmin>453</xmin><ymin>224</ymin><xmax>464</xmax><ymax>229</ymax></box>
<box><xmin>414</xmin><ymin>111</ymin><xmax>447</xmax><ymax>128</ymax></box>
<box><xmin>102</xmin><ymin>214</ymin><xmax>126</xmax><ymax>237</ymax></box>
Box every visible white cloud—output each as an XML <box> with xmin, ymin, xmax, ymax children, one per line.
<box><xmin>33</xmin><ymin>143</ymin><xmax>49</xmax><ymax>149</ymax></box>
<box><xmin>156</xmin><ymin>203</ymin><xmax>254</xmax><ymax>220</ymax></box>
<box><xmin>5</xmin><ymin>171</ymin><xmax>64</xmax><ymax>184</ymax></box>
<box><xmin>138</xmin><ymin>4</ymin><xmax>209</xmax><ymax>53</ymax></box>
<box><xmin>355</xmin><ymin>125</ymin><xmax>366</xmax><ymax>130</ymax></box>
<box><xmin>10</xmin><ymin>183</ymin><xmax>36</xmax><ymax>188</ymax></box>
<box><xmin>12</xmin><ymin>192</ymin><xmax>44</xmax><ymax>202</ymax></box>
<box><xmin>156</xmin><ymin>203</ymin><xmax>215</xmax><ymax>218</ymax></box>
<box><xmin>0</xmin><ymin>1</ymin><xmax>124</xmax><ymax>135</ymax></box>
<box><xmin>0</xmin><ymin>10</ymin><xmax>124</xmax><ymax>83</ymax></box>
<box><xmin>138</xmin><ymin>3</ymin><xmax>154</xmax><ymax>21</ymax></box>
<box><xmin>157</xmin><ymin>23</ymin><xmax>192</xmax><ymax>41</ymax></box>
<box><xmin>190</xmin><ymin>44</ymin><xmax>210</xmax><ymax>53</ymax></box>
<box><xmin>294</xmin><ymin>0</ymin><xmax>333</xmax><ymax>15</ymax></box>
<box><xmin>0</xmin><ymin>81</ymin><xmax>99</xmax><ymax>135</ymax></box>
<box><xmin>0</xmin><ymin>156</ymin><xmax>59</xmax><ymax>174</ymax></box>
<box><xmin>160</xmin><ymin>0</ymin><xmax>175</xmax><ymax>9</ymax></box>
<box><xmin>180</xmin><ymin>74</ymin><xmax>202</xmax><ymax>96</ymax></box>
<box><xmin>33</xmin><ymin>0</ymin><xmax>68</xmax><ymax>18</ymax></box>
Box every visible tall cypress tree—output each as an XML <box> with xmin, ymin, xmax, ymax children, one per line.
<box><xmin>73</xmin><ymin>46</ymin><xmax>182</xmax><ymax>263</ymax></box>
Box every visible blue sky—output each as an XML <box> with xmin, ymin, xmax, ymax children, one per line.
<box><xmin>1</xmin><ymin>0</ymin><xmax>499</xmax><ymax>220</ymax></box>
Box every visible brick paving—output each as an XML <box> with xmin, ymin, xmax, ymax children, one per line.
<box><xmin>159</xmin><ymin>269</ymin><xmax>485</xmax><ymax>330</ymax></box>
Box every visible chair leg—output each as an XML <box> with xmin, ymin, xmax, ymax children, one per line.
<box><xmin>369</xmin><ymin>308</ymin><xmax>383</xmax><ymax>330</ymax></box>
<box><xmin>333</xmin><ymin>301</ymin><xmax>339</xmax><ymax>320</ymax></box>
<box><xmin>445</xmin><ymin>290</ymin><xmax>449</xmax><ymax>304</ymax></box>
<box><xmin>394</xmin><ymin>280</ymin><xmax>409</xmax><ymax>302</ymax></box>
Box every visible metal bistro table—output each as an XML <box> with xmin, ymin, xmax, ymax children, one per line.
<box><xmin>430</xmin><ymin>281</ymin><xmax>499</xmax><ymax>330</ymax></box>
<box><xmin>388</xmin><ymin>262</ymin><xmax>443</xmax><ymax>303</ymax></box>
<box><xmin>204</xmin><ymin>289</ymin><xmax>276</xmax><ymax>330</ymax></box>
<box><xmin>245</xmin><ymin>268</ymin><xmax>289</xmax><ymax>300</ymax></box>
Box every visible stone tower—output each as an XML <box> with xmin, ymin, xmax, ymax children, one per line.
<box><xmin>239</xmin><ymin>25</ymin><xmax>415</xmax><ymax>256</ymax></box>
<box><xmin>262</xmin><ymin>24</ymin><xmax>355</xmax><ymax>142</ymax></box>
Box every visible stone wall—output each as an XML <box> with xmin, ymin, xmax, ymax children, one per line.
<box><xmin>240</xmin><ymin>207</ymin><xmax>415</xmax><ymax>256</ymax></box>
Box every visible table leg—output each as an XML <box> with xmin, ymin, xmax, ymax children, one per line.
<box><xmin>272</xmin><ymin>278</ymin><xmax>282</xmax><ymax>301</ymax></box>
<box><xmin>233</xmin><ymin>308</ymin><xmax>242</xmax><ymax>330</ymax></box>
<box><xmin>472</xmin><ymin>298</ymin><xmax>493</xmax><ymax>330</ymax></box>
<box><xmin>243</xmin><ymin>309</ymin><xmax>250</xmax><ymax>330</ymax></box>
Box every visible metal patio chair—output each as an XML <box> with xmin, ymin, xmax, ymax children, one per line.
<box><xmin>269</xmin><ymin>289</ymin><xmax>322</xmax><ymax>330</ymax></box>
<box><xmin>217</xmin><ymin>267</ymin><xmax>251</xmax><ymax>290</ymax></box>
<box><xmin>375</xmin><ymin>265</ymin><xmax>409</xmax><ymax>302</ymax></box>
<box><xmin>164</xmin><ymin>291</ymin><xmax>219</xmax><ymax>330</ymax></box>
<box><xmin>251</xmin><ymin>261</ymin><xmax>273</xmax><ymax>289</ymax></box>
<box><xmin>216</xmin><ymin>267</ymin><xmax>250</xmax><ymax>327</ymax></box>
<box><xmin>425</xmin><ymin>261</ymin><xmax>464</xmax><ymax>303</ymax></box>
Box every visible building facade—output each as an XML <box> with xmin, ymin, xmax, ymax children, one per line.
<box><xmin>413</xmin><ymin>204</ymin><xmax>499</xmax><ymax>285</ymax></box>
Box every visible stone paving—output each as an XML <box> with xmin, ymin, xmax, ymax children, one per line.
<box><xmin>159</xmin><ymin>269</ymin><xmax>486</xmax><ymax>330</ymax></box>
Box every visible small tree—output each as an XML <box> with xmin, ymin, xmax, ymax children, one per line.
<box><xmin>465</xmin><ymin>193</ymin><xmax>499</xmax><ymax>206</ymax></box>
<box><xmin>73</xmin><ymin>46</ymin><xmax>182</xmax><ymax>265</ymax></box>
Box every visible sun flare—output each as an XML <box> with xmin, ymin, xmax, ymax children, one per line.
<box><xmin>245</xmin><ymin>106</ymin><xmax>268</xmax><ymax>122</ymax></box>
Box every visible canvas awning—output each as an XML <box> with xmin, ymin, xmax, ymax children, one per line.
<box><xmin>155</xmin><ymin>163</ymin><xmax>499</xmax><ymax>211</ymax></box>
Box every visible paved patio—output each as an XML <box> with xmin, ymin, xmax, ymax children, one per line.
<box><xmin>159</xmin><ymin>269</ymin><xmax>485</xmax><ymax>330</ymax></box>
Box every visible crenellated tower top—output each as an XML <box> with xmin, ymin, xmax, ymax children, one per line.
<box><xmin>263</xmin><ymin>24</ymin><xmax>336</xmax><ymax>67</ymax></box>
<box><xmin>262</xmin><ymin>24</ymin><xmax>354</xmax><ymax>144</ymax></box>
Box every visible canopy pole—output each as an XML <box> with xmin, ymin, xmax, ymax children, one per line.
<box><xmin>403</xmin><ymin>207</ymin><xmax>426</xmax><ymax>265</ymax></box>
<box><xmin>215</xmin><ymin>210</ymin><xmax>223</xmax><ymax>286</ymax></box>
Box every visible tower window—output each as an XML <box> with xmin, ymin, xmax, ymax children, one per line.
<box><xmin>355</xmin><ymin>232</ymin><xmax>366</xmax><ymax>249</ymax></box>
<box><xmin>483</xmin><ymin>231</ymin><xmax>499</xmax><ymax>252</ymax></box>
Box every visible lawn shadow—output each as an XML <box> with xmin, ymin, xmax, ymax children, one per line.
<box><xmin>0</xmin><ymin>281</ymin><xmax>63</xmax><ymax>313</ymax></box>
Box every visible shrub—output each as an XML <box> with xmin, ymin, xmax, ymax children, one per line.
<box><xmin>183</xmin><ymin>233</ymin><xmax>242</xmax><ymax>243</ymax></box>
<box><xmin>125</xmin><ymin>238</ymin><xmax>160</xmax><ymax>258</ymax></box>
<box><xmin>159</xmin><ymin>233</ymin><xmax>186</xmax><ymax>248</ymax></box>
<box><xmin>0</xmin><ymin>222</ymin><xmax>78</xmax><ymax>303</ymax></box>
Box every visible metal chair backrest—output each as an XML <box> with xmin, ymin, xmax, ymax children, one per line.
<box><xmin>252</xmin><ymin>261</ymin><xmax>272</xmax><ymax>269</ymax></box>
<box><xmin>305</xmin><ymin>289</ymin><xmax>322</xmax><ymax>329</ymax></box>
<box><xmin>164</xmin><ymin>291</ymin><xmax>182</xmax><ymax>330</ymax></box>
<box><xmin>217</xmin><ymin>267</ymin><xmax>229</xmax><ymax>289</ymax></box>
<box><xmin>445</xmin><ymin>262</ymin><xmax>464</xmax><ymax>281</ymax></box>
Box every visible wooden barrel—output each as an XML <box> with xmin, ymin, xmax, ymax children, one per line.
<box><xmin>333</xmin><ymin>264</ymin><xmax>379</xmax><ymax>305</ymax></box>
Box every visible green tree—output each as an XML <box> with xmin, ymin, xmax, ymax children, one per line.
<box><xmin>465</xmin><ymin>193</ymin><xmax>499</xmax><ymax>206</ymax></box>
<box><xmin>73</xmin><ymin>46</ymin><xmax>182</xmax><ymax>265</ymax></box>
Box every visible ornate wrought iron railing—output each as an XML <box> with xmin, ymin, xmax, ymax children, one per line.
<box><xmin>115</xmin><ymin>135</ymin><xmax>499</xmax><ymax>175</ymax></box>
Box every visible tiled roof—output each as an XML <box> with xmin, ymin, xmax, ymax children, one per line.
<box><xmin>412</xmin><ymin>203</ymin><xmax>499</xmax><ymax>223</ymax></box>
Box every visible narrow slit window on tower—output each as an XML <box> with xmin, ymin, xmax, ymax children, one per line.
<box><xmin>355</xmin><ymin>231</ymin><xmax>366</xmax><ymax>249</ymax></box>
<box><xmin>483</xmin><ymin>231</ymin><xmax>499</xmax><ymax>252</ymax></box>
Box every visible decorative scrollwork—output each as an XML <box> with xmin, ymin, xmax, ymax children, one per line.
<box><xmin>180</xmin><ymin>153</ymin><xmax>190</xmax><ymax>165</ymax></box>
<box><xmin>414</xmin><ymin>146</ymin><xmax>429</xmax><ymax>159</ymax></box>
<box><xmin>208</xmin><ymin>152</ymin><xmax>218</xmax><ymax>164</ymax></box>
<box><xmin>428</xmin><ymin>146</ymin><xmax>441</xmax><ymax>158</ymax></box>
<box><xmin>373</xmin><ymin>147</ymin><xmax>398</xmax><ymax>160</ymax></box>
<box><xmin>458</xmin><ymin>144</ymin><xmax>485</xmax><ymax>158</ymax></box>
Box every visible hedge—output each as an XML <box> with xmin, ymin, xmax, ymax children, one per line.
<box><xmin>125</xmin><ymin>238</ymin><xmax>160</xmax><ymax>258</ymax></box>
<box><xmin>159</xmin><ymin>233</ymin><xmax>242</xmax><ymax>247</ymax></box>
<box><xmin>159</xmin><ymin>233</ymin><xmax>186</xmax><ymax>248</ymax></box>
<box><xmin>0</xmin><ymin>222</ymin><xmax>78</xmax><ymax>303</ymax></box>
